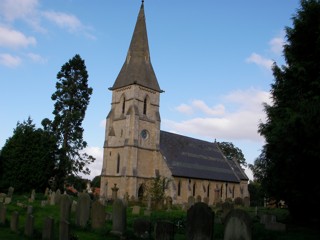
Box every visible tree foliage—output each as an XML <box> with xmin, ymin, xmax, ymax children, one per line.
<box><xmin>42</xmin><ymin>54</ymin><xmax>95</xmax><ymax>187</ymax></box>
<box><xmin>0</xmin><ymin>117</ymin><xmax>57</xmax><ymax>193</ymax></box>
<box><xmin>257</xmin><ymin>0</ymin><xmax>320</xmax><ymax>224</ymax></box>
<box><xmin>217</xmin><ymin>141</ymin><xmax>247</xmax><ymax>167</ymax></box>
<box><xmin>146</xmin><ymin>176</ymin><xmax>170</xmax><ymax>204</ymax></box>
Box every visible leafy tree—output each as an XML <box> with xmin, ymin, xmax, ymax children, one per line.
<box><xmin>0</xmin><ymin>117</ymin><xmax>57</xmax><ymax>193</ymax></box>
<box><xmin>258</xmin><ymin>0</ymin><xmax>320</xmax><ymax>224</ymax></box>
<box><xmin>91</xmin><ymin>175</ymin><xmax>101</xmax><ymax>188</ymax></box>
<box><xmin>217</xmin><ymin>141</ymin><xmax>247</xmax><ymax>167</ymax></box>
<box><xmin>248</xmin><ymin>181</ymin><xmax>264</xmax><ymax>207</ymax></box>
<box><xmin>42</xmin><ymin>54</ymin><xmax>95</xmax><ymax>188</ymax></box>
<box><xmin>146</xmin><ymin>176</ymin><xmax>170</xmax><ymax>208</ymax></box>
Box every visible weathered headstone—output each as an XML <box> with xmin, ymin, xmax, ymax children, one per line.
<box><xmin>7</xmin><ymin>187</ymin><xmax>14</xmax><ymax>198</ymax></box>
<box><xmin>91</xmin><ymin>200</ymin><xmax>106</xmax><ymax>229</ymax></box>
<box><xmin>111</xmin><ymin>184</ymin><xmax>119</xmax><ymax>200</ymax></box>
<box><xmin>132</xmin><ymin>205</ymin><xmax>141</xmax><ymax>215</ymax></box>
<box><xmin>4</xmin><ymin>197</ymin><xmax>11</xmax><ymax>205</ymax></box>
<box><xmin>133</xmin><ymin>218</ymin><xmax>152</xmax><ymax>239</ymax></box>
<box><xmin>186</xmin><ymin>202</ymin><xmax>214</xmax><ymax>240</ymax></box>
<box><xmin>42</xmin><ymin>217</ymin><xmax>55</xmax><ymax>240</ymax></box>
<box><xmin>59</xmin><ymin>220</ymin><xmax>69</xmax><ymax>240</ymax></box>
<box><xmin>24</xmin><ymin>214</ymin><xmax>34</xmax><ymax>237</ymax></box>
<box><xmin>155</xmin><ymin>221</ymin><xmax>175</xmax><ymax>240</ymax></box>
<box><xmin>224</xmin><ymin>209</ymin><xmax>252</xmax><ymax>240</ymax></box>
<box><xmin>55</xmin><ymin>189</ymin><xmax>62</xmax><ymax>205</ymax></box>
<box><xmin>71</xmin><ymin>200</ymin><xmax>77</xmax><ymax>212</ymax></box>
<box><xmin>29</xmin><ymin>189</ymin><xmax>36</xmax><ymax>202</ymax></box>
<box><xmin>196</xmin><ymin>195</ymin><xmax>202</xmax><ymax>203</ymax></box>
<box><xmin>10</xmin><ymin>211</ymin><xmax>19</xmax><ymax>232</ymax></box>
<box><xmin>0</xmin><ymin>204</ymin><xmax>6</xmax><ymax>224</ymax></box>
<box><xmin>44</xmin><ymin>187</ymin><xmax>49</xmax><ymax>197</ymax></box>
<box><xmin>187</xmin><ymin>196</ymin><xmax>195</xmax><ymax>209</ymax></box>
<box><xmin>111</xmin><ymin>198</ymin><xmax>127</xmax><ymax>236</ymax></box>
<box><xmin>27</xmin><ymin>205</ymin><xmax>33</xmax><ymax>215</ymax></box>
<box><xmin>76</xmin><ymin>192</ymin><xmax>91</xmax><ymax>227</ymax></box>
<box><xmin>50</xmin><ymin>191</ymin><xmax>56</xmax><ymax>205</ymax></box>
<box><xmin>60</xmin><ymin>194</ymin><xmax>71</xmax><ymax>222</ymax></box>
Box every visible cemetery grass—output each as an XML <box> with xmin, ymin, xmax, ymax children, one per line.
<box><xmin>0</xmin><ymin>194</ymin><xmax>319</xmax><ymax>240</ymax></box>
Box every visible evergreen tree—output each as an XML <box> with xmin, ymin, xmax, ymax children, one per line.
<box><xmin>0</xmin><ymin>117</ymin><xmax>57</xmax><ymax>192</ymax></box>
<box><xmin>217</xmin><ymin>141</ymin><xmax>247</xmax><ymax>167</ymax></box>
<box><xmin>258</xmin><ymin>0</ymin><xmax>320</xmax><ymax>224</ymax></box>
<box><xmin>43</xmin><ymin>54</ymin><xmax>95</xmax><ymax>188</ymax></box>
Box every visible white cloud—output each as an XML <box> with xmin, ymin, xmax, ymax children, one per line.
<box><xmin>42</xmin><ymin>11</ymin><xmax>83</xmax><ymax>33</ymax></box>
<box><xmin>79</xmin><ymin>146</ymin><xmax>103</xmax><ymax>180</ymax></box>
<box><xmin>0</xmin><ymin>53</ymin><xmax>21</xmax><ymax>67</ymax></box>
<box><xmin>0</xmin><ymin>26</ymin><xmax>36</xmax><ymax>49</ymax></box>
<box><xmin>0</xmin><ymin>0</ymin><xmax>38</xmax><ymax>22</ymax></box>
<box><xmin>176</xmin><ymin>100</ymin><xmax>225</xmax><ymax>116</ymax></box>
<box><xmin>246</xmin><ymin>53</ymin><xmax>274</xmax><ymax>70</ymax></box>
<box><xmin>269</xmin><ymin>32</ymin><xmax>286</xmax><ymax>55</ymax></box>
<box><xmin>163</xmin><ymin>88</ymin><xmax>271</xmax><ymax>142</ymax></box>
<box><xmin>26</xmin><ymin>52</ymin><xmax>47</xmax><ymax>63</ymax></box>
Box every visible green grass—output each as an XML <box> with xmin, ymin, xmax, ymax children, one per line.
<box><xmin>0</xmin><ymin>194</ymin><xmax>319</xmax><ymax>239</ymax></box>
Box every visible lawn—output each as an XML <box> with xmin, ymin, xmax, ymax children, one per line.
<box><xmin>0</xmin><ymin>193</ymin><xmax>319</xmax><ymax>239</ymax></box>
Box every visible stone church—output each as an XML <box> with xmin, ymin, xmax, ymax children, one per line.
<box><xmin>100</xmin><ymin>2</ymin><xmax>249</xmax><ymax>205</ymax></box>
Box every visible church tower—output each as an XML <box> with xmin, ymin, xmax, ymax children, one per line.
<box><xmin>100</xmin><ymin>2</ymin><xmax>163</xmax><ymax>200</ymax></box>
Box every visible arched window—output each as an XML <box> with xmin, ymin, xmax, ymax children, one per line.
<box><xmin>177</xmin><ymin>181</ymin><xmax>181</xmax><ymax>196</ymax></box>
<box><xmin>116</xmin><ymin>154</ymin><xmax>120</xmax><ymax>173</ymax></box>
<box><xmin>220</xmin><ymin>185</ymin><xmax>223</xmax><ymax>198</ymax></box>
<box><xmin>143</xmin><ymin>97</ymin><xmax>147</xmax><ymax>115</ymax></box>
<box><xmin>207</xmin><ymin>184</ymin><xmax>210</xmax><ymax>198</ymax></box>
<box><xmin>232</xmin><ymin>186</ymin><xmax>235</xmax><ymax>198</ymax></box>
<box><xmin>193</xmin><ymin>183</ymin><xmax>196</xmax><ymax>196</ymax></box>
<box><xmin>122</xmin><ymin>96</ymin><xmax>126</xmax><ymax>114</ymax></box>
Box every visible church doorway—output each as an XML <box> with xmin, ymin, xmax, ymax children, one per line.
<box><xmin>138</xmin><ymin>184</ymin><xmax>145</xmax><ymax>201</ymax></box>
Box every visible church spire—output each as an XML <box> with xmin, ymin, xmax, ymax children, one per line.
<box><xmin>110</xmin><ymin>2</ymin><xmax>162</xmax><ymax>92</ymax></box>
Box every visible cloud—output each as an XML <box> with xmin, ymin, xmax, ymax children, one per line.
<box><xmin>0</xmin><ymin>53</ymin><xmax>22</xmax><ymax>67</ymax></box>
<box><xmin>269</xmin><ymin>32</ymin><xmax>285</xmax><ymax>55</ymax></box>
<box><xmin>163</xmin><ymin>88</ymin><xmax>271</xmax><ymax>142</ymax></box>
<box><xmin>0</xmin><ymin>0</ymin><xmax>38</xmax><ymax>22</ymax></box>
<box><xmin>176</xmin><ymin>100</ymin><xmax>225</xmax><ymax>116</ymax></box>
<box><xmin>42</xmin><ymin>11</ymin><xmax>88</xmax><ymax>34</ymax></box>
<box><xmin>0</xmin><ymin>26</ymin><xmax>36</xmax><ymax>49</ymax></box>
<box><xmin>79</xmin><ymin>146</ymin><xmax>103</xmax><ymax>180</ymax></box>
<box><xmin>246</xmin><ymin>53</ymin><xmax>274</xmax><ymax>70</ymax></box>
<box><xmin>26</xmin><ymin>52</ymin><xmax>47</xmax><ymax>64</ymax></box>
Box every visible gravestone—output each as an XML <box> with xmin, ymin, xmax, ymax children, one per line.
<box><xmin>30</xmin><ymin>189</ymin><xmax>36</xmax><ymax>202</ymax></box>
<box><xmin>111</xmin><ymin>198</ymin><xmax>127</xmax><ymax>236</ymax></box>
<box><xmin>187</xmin><ymin>196</ymin><xmax>195</xmax><ymax>209</ymax></box>
<box><xmin>224</xmin><ymin>209</ymin><xmax>252</xmax><ymax>240</ymax></box>
<box><xmin>186</xmin><ymin>202</ymin><xmax>214</xmax><ymax>240</ymax></box>
<box><xmin>155</xmin><ymin>221</ymin><xmax>175</xmax><ymax>240</ymax></box>
<box><xmin>24</xmin><ymin>214</ymin><xmax>34</xmax><ymax>237</ymax></box>
<box><xmin>221</xmin><ymin>201</ymin><xmax>234</xmax><ymax>223</ymax></box>
<box><xmin>71</xmin><ymin>200</ymin><xmax>77</xmax><ymax>212</ymax></box>
<box><xmin>112</xmin><ymin>184</ymin><xmax>119</xmax><ymax>200</ymax></box>
<box><xmin>4</xmin><ymin>197</ymin><xmax>11</xmax><ymax>205</ymax></box>
<box><xmin>60</xmin><ymin>194</ymin><xmax>71</xmax><ymax>222</ymax></box>
<box><xmin>10</xmin><ymin>211</ymin><xmax>19</xmax><ymax>232</ymax></box>
<box><xmin>27</xmin><ymin>205</ymin><xmax>33</xmax><ymax>215</ymax></box>
<box><xmin>91</xmin><ymin>200</ymin><xmax>106</xmax><ymax>229</ymax></box>
<box><xmin>42</xmin><ymin>217</ymin><xmax>55</xmax><ymax>240</ymax></box>
<box><xmin>8</xmin><ymin>186</ymin><xmax>14</xmax><ymax>198</ymax></box>
<box><xmin>50</xmin><ymin>191</ymin><xmax>56</xmax><ymax>205</ymax></box>
<box><xmin>196</xmin><ymin>195</ymin><xmax>201</xmax><ymax>203</ymax></box>
<box><xmin>76</xmin><ymin>192</ymin><xmax>91</xmax><ymax>227</ymax></box>
<box><xmin>0</xmin><ymin>204</ymin><xmax>6</xmax><ymax>224</ymax></box>
<box><xmin>166</xmin><ymin>196</ymin><xmax>173</xmax><ymax>210</ymax></box>
<box><xmin>132</xmin><ymin>205</ymin><xmax>141</xmax><ymax>215</ymax></box>
<box><xmin>55</xmin><ymin>189</ymin><xmax>62</xmax><ymax>205</ymax></box>
<box><xmin>133</xmin><ymin>218</ymin><xmax>152</xmax><ymax>239</ymax></box>
<box><xmin>59</xmin><ymin>220</ymin><xmax>69</xmax><ymax>240</ymax></box>
<box><xmin>44</xmin><ymin>187</ymin><xmax>49</xmax><ymax>196</ymax></box>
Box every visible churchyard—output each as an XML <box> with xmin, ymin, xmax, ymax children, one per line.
<box><xmin>0</xmin><ymin>187</ymin><xmax>319</xmax><ymax>240</ymax></box>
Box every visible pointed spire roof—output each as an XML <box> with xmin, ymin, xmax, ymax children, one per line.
<box><xmin>110</xmin><ymin>2</ymin><xmax>162</xmax><ymax>92</ymax></box>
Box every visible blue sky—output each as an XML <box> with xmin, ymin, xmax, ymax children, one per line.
<box><xmin>0</xmin><ymin>0</ymin><xmax>301</xmax><ymax>180</ymax></box>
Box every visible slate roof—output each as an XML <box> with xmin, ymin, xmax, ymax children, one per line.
<box><xmin>160</xmin><ymin>131</ymin><xmax>248</xmax><ymax>183</ymax></box>
<box><xmin>110</xmin><ymin>2</ymin><xmax>162</xmax><ymax>92</ymax></box>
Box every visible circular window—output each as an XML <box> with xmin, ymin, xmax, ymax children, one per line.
<box><xmin>140</xmin><ymin>129</ymin><xmax>149</xmax><ymax>139</ymax></box>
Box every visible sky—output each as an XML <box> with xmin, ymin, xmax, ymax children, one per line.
<box><xmin>0</xmin><ymin>0</ymin><xmax>302</xmax><ymax>180</ymax></box>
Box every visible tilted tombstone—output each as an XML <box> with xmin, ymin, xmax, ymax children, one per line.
<box><xmin>224</xmin><ymin>209</ymin><xmax>252</xmax><ymax>240</ymax></box>
<box><xmin>111</xmin><ymin>198</ymin><xmax>127</xmax><ymax>236</ymax></box>
<box><xmin>133</xmin><ymin>218</ymin><xmax>152</xmax><ymax>239</ymax></box>
<box><xmin>91</xmin><ymin>200</ymin><xmax>106</xmax><ymax>229</ymax></box>
<box><xmin>186</xmin><ymin>202</ymin><xmax>214</xmax><ymax>240</ymax></box>
<box><xmin>60</xmin><ymin>194</ymin><xmax>72</xmax><ymax>222</ymax></box>
<box><xmin>132</xmin><ymin>205</ymin><xmax>141</xmax><ymax>215</ymax></box>
<box><xmin>10</xmin><ymin>211</ymin><xmax>19</xmax><ymax>233</ymax></box>
<box><xmin>155</xmin><ymin>220</ymin><xmax>175</xmax><ymax>240</ymax></box>
<box><xmin>24</xmin><ymin>214</ymin><xmax>34</xmax><ymax>237</ymax></box>
<box><xmin>42</xmin><ymin>217</ymin><xmax>55</xmax><ymax>240</ymax></box>
<box><xmin>76</xmin><ymin>192</ymin><xmax>91</xmax><ymax>227</ymax></box>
